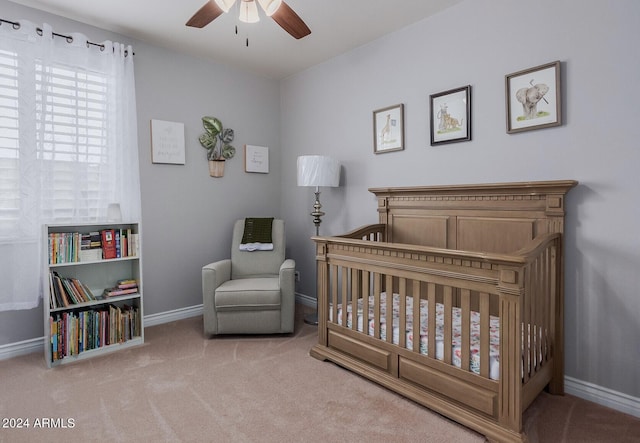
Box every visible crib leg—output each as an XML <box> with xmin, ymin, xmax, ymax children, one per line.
<box><xmin>548</xmin><ymin>372</ymin><xmax>564</xmax><ymax>395</ymax></box>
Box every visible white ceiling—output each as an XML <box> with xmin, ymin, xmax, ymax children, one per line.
<box><xmin>9</xmin><ymin>0</ymin><xmax>462</xmax><ymax>79</ymax></box>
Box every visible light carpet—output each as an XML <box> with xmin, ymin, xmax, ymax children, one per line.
<box><xmin>1</xmin><ymin>305</ymin><xmax>639</xmax><ymax>442</ymax></box>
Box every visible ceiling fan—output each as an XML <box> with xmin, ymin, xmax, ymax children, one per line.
<box><xmin>186</xmin><ymin>0</ymin><xmax>311</xmax><ymax>40</ymax></box>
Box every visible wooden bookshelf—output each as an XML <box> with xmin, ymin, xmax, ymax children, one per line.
<box><xmin>43</xmin><ymin>222</ymin><xmax>144</xmax><ymax>368</ymax></box>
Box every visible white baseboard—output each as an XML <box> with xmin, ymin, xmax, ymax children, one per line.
<box><xmin>0</xmin><ymin>337</ymin><xmax>43</xmax><ymax>361</ymax></box>
<box><xmin>565</xmin><ymin>376</ymin><xmax>640</xmax><ymax>418</ymax></box>
<box><xmin>143</xmin><ymin>304</ymin><xmax>203</xmax><ymax>327</ymax></box>
<box><xmin>295</xmin><ymin>292</ymin><xmax>317</xmax><ymax>308</ymax></box>
<box><xmin>2</xmin><ymin>302</ymin><xmax>638</xmax><ymax>420</ymax></box>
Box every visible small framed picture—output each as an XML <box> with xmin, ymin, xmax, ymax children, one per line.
<box><xmin>150</xmin><ymin>119</ymin><xmax>185</xmax><ymax>164</ymax></box>
<box><xmin>244</xmin><ymin>145</ymin><xmax>269</xmax><ymax>173</ymax></box>
<box><xmin>505</xmin><ymin>61</ymin><xmax>561</xmax><ymax>133</ymax></box>
<box><xmin>430</xmin><ymin>85</ymin><xmax>471</xmax><ymax>146</ymax></box>
<box><xmin>373</xmin><ymin>104</ymin><xmax>404</xmax><ymax>154</ymax></box>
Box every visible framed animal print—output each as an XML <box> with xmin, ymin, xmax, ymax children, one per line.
<box><xmin>430</xmin><ymin>85</ymin><xmax>471</xmax><ymax>146</ymax></box>
<box><xmin>373</xmin><ymin>104</ymin><xmax>404</xmax><ymax>154</ymax></box>
<box><xmin>506</xmin><ymin>61</ymin><xmax>561</xmax><ymax>133</ymax></box>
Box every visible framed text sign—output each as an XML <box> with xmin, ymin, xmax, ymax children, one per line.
<box><xmin>244</xmin><ymin>145</ymin><xmax>269</xmax><ymax>173</ymax></box>
<box><xmin>150</xmin><ymin>119</ymin><xmax>185</xmax><ymax>165</ymax></box>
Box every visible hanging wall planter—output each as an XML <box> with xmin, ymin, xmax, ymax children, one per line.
<box><xmin>208</xmin><ymin>159</ymin><xmax>225</xmax><ymax>178</ymax></box>
<box><xmin>198</xmin><ymin>116</ymin><xmax>236</xmax><ymax>177</ymax></box>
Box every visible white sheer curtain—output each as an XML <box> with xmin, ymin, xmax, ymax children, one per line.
<box><xmin>0</xmin><ymin>20</ymin><xmax>141</xmax><ymax>310</ymax></box>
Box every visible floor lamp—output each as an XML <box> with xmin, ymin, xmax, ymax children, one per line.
<box><xmin>297</xmin><ymin>155</ymin><xmax>340</xmax><ymax>325</ymax></box>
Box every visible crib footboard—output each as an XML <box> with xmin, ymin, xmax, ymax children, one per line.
<box><xmin>310</xmin><ymin>233</ymin><xmax>563</xmax><ymax>443</ymax></box>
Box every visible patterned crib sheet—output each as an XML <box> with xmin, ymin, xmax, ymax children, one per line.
<box><xmin>331</xmin><ymin>293</ymin><xmax>501</xmax><ymax>380</ymax></box>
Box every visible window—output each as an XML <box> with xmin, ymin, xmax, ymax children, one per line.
<box><xmin>0</xmin><ymin>22</ymin><xmax>140</xmax><ymax>310</ymax></box>
<box><xmin>0</xmin><ymin>49</ymin><xmax>20</xmax><ymax>236</ymax></box>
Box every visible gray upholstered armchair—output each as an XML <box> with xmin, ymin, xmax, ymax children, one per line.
<box><xmin>202</xmin><ymin>218</ymin><xmax>296</xmax><ymax>336</ymax></box>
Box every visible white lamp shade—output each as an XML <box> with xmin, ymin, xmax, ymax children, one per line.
<box><xmin>214</xmin><ymin>0</ymin><xmax>237</xmax><ymax>12</ymax></box>
<box><xmin>239</xmin><ymin>0</ymin><xmax>260</xmax><ymax>23</ymax></box>
<box><xmin>297</xmin><ymin>155</ymin><xmax>340</xmax><ymax>187</ymax></box>
<box><xmin>257</xmin><ymin>0</ymin><xmax>282</xmax><ymax>16</ymax></box>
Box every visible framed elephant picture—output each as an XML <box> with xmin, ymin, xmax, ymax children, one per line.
<box><xmin>505</xmin><ymin>61</ymin><xmax>561</xmax><ymax>133</ymax></box>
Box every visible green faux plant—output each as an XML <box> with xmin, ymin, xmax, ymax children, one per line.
<box><xmin>198</xmin><ymin>116</ymin><xmax>236</xmax><ymax>161</ymax></box>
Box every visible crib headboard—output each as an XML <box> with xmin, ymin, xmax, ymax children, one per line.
<box><xmin>369</xmin><ymin>180</ymin><xmax>577</xmax><ymax>253</ymax></box>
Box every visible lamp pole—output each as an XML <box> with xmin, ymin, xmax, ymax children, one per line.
<box><xmin>296</xmin><ymin>155</ymin><xmax>340</xmax><ymax>326</ymax></box>
<box><xmin>310</xmin><ymin>187</ymin><xmax>324</xmax><ymax>236</ymax></box>
<box><xmin>304</xmin><ymin>186</ymin><xmax>323</xmax><ymax>325</ymax></box>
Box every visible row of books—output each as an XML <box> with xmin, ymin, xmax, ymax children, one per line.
<box><xmin>48</xmin><ymin>229</ymin><xmax>139</xmax><ymax>264</ymax></box>
<box><xmin>49</xmin><ymin>272</ymin><xmax>139</xmax><ymax>309</ymax></box>
<box><xmin>49</xmin><ymin>304</ymin><xmax>141</xmax><ymax>362</ymax></box>
<box><xmin>49</xmin><ymin>272</ymin><xmax>95</xmax><ymax>309</ymax></box>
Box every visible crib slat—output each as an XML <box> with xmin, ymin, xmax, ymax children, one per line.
<box><xmin>532</xmin><ymin>256</ymin><xmax>540</xmax><ymax>373</ymax></box>
<box><xmin>444</xmin><ymin>285</ymin><xmax>453</xmax><ymax>364</ymax></box>
<box><xmin>351</xmin><ymin>268</ymin><xmax>359</xmax><ymax>332</ymax></box>
<box><xmin>373</xmin><ymin>273</ymin><xmax>381</xmax><ymax>339</ymax></box>
<box><xmin>461</xmin><ymin>289</ymin><xmax>471</xmax><ymax>373</ymax></box>
<box><xmin>542</xmin><ymin>248</ymin><xmax>550</xmax><ymax>364</ymax></box>
<box><xmin>549</xmin><ymin>245</ymin><xmax>557</xmax><ymax>361</ymax></box>
<box><xmin>523</xmin><ymin>263</ymin><xmax>531</xmax><ymax>383</ymax></box>
<box><xmin>427</xmin><ymin>283</ymin><xmax>436</xmax><ymax>359</ymax></box>
<box><xmin>414</xmin><ymin>280</ymin><xmax>422</xmax><ymax>354</ymax></box>
<box><xmin>399</xmin><ymin>278</ymin><xmax>407</xmax><ymax>349</ymax></box>
<box><xmin>385</xmin><ymin>275</ymin><xmax>393</xmax><ymax>343</ymax></box>
<box><xmin>331</xmin><ymin>264</ymin><xmax>338</xmax><ymax>325</ymax></box>
<box><xmin>341</xmin><ymin>266</ymin><xmax>348</xmax><ymax>329</ymax></box>
<box><xmin>479</xmin><ymin>292</ymin><xmax>490</xmax><ymax>378</ymax></box>
<box><xmin>362</xmin><ymin>270</ymin><xmax>370</xmax><ymax>335</ymax></box>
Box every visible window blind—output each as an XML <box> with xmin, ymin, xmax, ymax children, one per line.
<box><xmin>0</xmin><ymin>50</ymin><xmax>113</xmax><ymax>237</ymax></box>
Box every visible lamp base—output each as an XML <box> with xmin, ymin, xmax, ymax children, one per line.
<box><xmin>303</xmin><ymin>312</ymin><xmax>318</xmax><ymax>326</ymax></box>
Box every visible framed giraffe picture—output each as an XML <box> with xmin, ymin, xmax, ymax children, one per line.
<box><xmin>373</xmin><ymin>103</ymin><xmax>404</xmax><ymax>154</ymax></box>
<box><xmin>430</xmin><ymin>85</ymin><xmax>471</xmax><ymax>146</ymax></box>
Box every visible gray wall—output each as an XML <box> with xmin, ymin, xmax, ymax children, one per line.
<box><xmin>281</xmin><ymin>0</ymin><xmax>640</xmax><ymax>400</ymax></box>
<box><xmin>0</xmin><ymin>0</ymin><xmax>281</xmax><ymax>342</ymax></box>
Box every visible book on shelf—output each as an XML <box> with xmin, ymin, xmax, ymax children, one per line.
<box><xmin>116</xmin><ymin>278</ymin><xmax>138</xmax><ymax>289</ymax></box>
<box><xmin>101</xmin><ymin>229</ymin><xmax>117</xmax><ymax>259</ymax></box>
<box><xmin>102</xmin><ymin>286</ymin><xmax>138</xmax><ymax>298</ymax></box>
<box><xmin>115</xmin><ymin>230</ymin><xmax>121</xmax><ymax>258</ymax></box>
<box><xmin>79</xmin><ymin>248</ymin><xmax>103</xmax><ymax>262</ymax></box>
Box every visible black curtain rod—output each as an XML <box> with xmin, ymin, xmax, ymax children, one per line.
<box><xmin>0</xmin><ymin>17</ymin><xmax>134</xmax><ymax>56</ymax></box>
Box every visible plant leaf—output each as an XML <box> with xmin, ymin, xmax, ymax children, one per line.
<box><xmin>202</xmin><ymin>116</ymin><xmax>222</xmax><ymax>136</ymax></box>
<box><xmin>221</xmin><ymin>128</ymin><xmax>234</xmax><ymax>143</ymax></box>
<box><xmin>221</xmin><ymin>144</ymin><xmax>236</xmax><ymax>159</ymax></box>
<box><xmin>199</xmin><ymin>133</ymin><xmax>216</xmax><ymax>149</ymax></box>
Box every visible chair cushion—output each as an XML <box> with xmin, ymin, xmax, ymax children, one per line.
<box><xmin>215</xmin><ymin>277</ymin><xmax>281</xmax><ymax>311</ymax></box>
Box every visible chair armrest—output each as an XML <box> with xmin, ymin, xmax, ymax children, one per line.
<box><xmin>203</xmin><ymin>259</ymin><xmax>231</xmax><ymax>293</ymax></box>
<box><xmin>279</xmin><ymin>259</ymin><xmax>296</xmax><ymax>285</ymax></box>
<box><xmin>280</xmin><ymin>258</ymin><xmax>295</xmax><ymax>274</ymax></box>
<box><xmin>279</xmin><ymin>259</ymin><xmax>296</xmax><ymax>333</ymax></box>
<box><xmin>202</xmin><ymin>259</ymin><xmax>231</xmax><ymax>336</ymax></box>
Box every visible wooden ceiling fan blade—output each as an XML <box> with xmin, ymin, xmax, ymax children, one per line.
<box><xmin>186</xmin><ymin>1</ymin><xmax>224</xmax><ymax>28</ymax></box>
<box><xmin>271</xmin><ymin>1</ymin><xmax>311</xmax><ymax>39</ymax></box>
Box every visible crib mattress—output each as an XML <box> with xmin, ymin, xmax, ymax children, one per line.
<box><xmin>331</xmin><ymin>293</ymin><xmax>501</xmax><ymax>380</ymax></box>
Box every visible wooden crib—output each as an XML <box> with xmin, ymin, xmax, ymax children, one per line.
<box><xmin>310</xmin><ymin>180</ymin><xmax>577</xmax><ymax>443</ymax></box>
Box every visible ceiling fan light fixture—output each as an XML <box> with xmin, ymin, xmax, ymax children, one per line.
<box><xmin>214</xmin><ymin>0</ymin><xmax>237</xmax><ymax>13</ymax></box>
<box><xmin>257</xmin><ymin>0</ymin><xmax>282</xmax><ymax>16</ymax></box>
<box><xmin>239</xmin><ymin>0</ymin><xmax>260</xmax><ymax>23</ymax></box>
